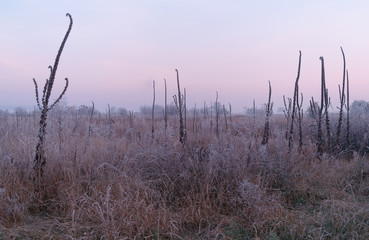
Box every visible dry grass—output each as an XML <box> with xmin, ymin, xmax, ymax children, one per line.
<box><xmin>0</xmin><ymin>110</ymin><xmax>369</xmax><ymax>239</ymax></box>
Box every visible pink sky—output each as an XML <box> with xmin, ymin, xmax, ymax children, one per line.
<box><xmin>1</xmin><ymin>1</ymin><xmax>369</xmax><ymax>113</ymax></box>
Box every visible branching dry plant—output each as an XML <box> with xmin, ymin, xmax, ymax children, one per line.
<box><xmin>32</xmin><ymin>13</ymin><xmax>73</xmax><ymax>206</ymax></box>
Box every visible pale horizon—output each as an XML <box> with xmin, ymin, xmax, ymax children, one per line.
<box><xmin>1</xmin><ymin>1</ymin><xmax>369</xmax><ymax>113</ymax></box>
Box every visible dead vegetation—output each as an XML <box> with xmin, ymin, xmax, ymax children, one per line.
<box><xmin>0</xmin><ymin>110</ymin><xmax>368</xmax><ymax>239</ymax></box>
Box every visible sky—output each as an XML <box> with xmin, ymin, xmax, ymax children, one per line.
<box><xmin>1</xmin><ymin>0</ymin><xmax>369</xmax><ymax>113</ymax></box>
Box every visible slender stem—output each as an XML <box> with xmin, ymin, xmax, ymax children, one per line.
<box><xmin>288</xmin><ymin>51</ymin><xmax>302</xmax><ymax>151</ymax></box>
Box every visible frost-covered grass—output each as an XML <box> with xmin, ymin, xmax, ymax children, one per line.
<box><xmin>0</xmin><ymin>110</ymin><xmax>368</xmax><ymax>239</ymax></box>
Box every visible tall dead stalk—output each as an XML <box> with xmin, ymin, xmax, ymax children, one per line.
<box><xmin>283</xmin><ymin>95</ymin><xmax>292</xmax><ymax>140</ymax></box>
<box><xmin>252</xmin><ymin>99</ymin><xmax>256</xmax><ymax>137</ymax></box>
<box><xmin>108</xmin><ymin>104</ymin><xmax>113</xmax><ymax>138</ymax></box>
<box><xmin>164</xmin><ymin>79</ymin><xmax>168</xmax><ymax>131</ymax></box>
<box><xmin>175</xmin><ymin>69</ymin><xmax>185</xmax><ymax>144</ymax></box>
<box><xmin>210</xmin><ymin>102</ymin><xmax>213</xmax><ymax>131</ymax></box>
<box><xmin>346</xmin><ymin>70</ymin><xmax>351</xmax><ymax>149</ymax></box>
<box><xmin>193</xmin><ymin>104</ymin><xmax>197</xmax><ymax>132</ymax></box>
<box><xmin>317</xmin><ymin>57</ymin><xmax>326</xmax><ymax>155</ymax></box>
<box><xmin>262</xmin><ymin>81</ymin><xmax>273</xmax><ymax>145</ymax></box>
<box><xmin>32</xmin><ymin>13</ymin><xmax>73</xmax><ymax>203</ymax></box>
<box><xmin>203</xmin><ymin>101</ymin><xmax>207</xmax><ymax>119</ymax></box>
<box><xmin>129</xmin><ymin>111</ymin><xmax>134</xmax><ymax>128</ymax></box>
<box><xmin>288</xmin><ymin>51</ymin><xmax>302</xmax><ymax>151</ymax></box>
<box><xmin>296</xmin><ymin>90</ymin><xmax>304</xmax><ymax>152</ymax></box>
<box><xmin>215</xmin><ymin>92</ymin><xmax>219</xmax><ymax>138</ymax></box>
<box><xmin>309</xmin><ymin>97</ymin><xmax>318</xmax><ymax>122</ymax></box>
<box><xmin>152</xmin><ymin>80</ymin><xmax>155</xmax><ymax>139</ymax></box>
<box><xmin>323</xmin><ymin>71</ymin><xmax>332</xmax><ymax>152</ymax></box>
<box><xmin>88</xmin><ymin>101</ymin><xmax>94</xmax><ymax>138</ymax></box>
<box><xmin>336</xmin><ymin>47</ymin><xmax>346</xmax><ymax>149</ymax></box>
<box><xmin>223</xmin><ymin>104</ymin><xmax>228</xmax><ymax>131</ymax></box>
<box><xmin>183</xmin><ymin>88</ymin><xmax>187</xmax><ymax>142</ymax></box>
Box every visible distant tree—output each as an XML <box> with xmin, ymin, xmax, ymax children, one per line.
<box><xmin>117</xmin><ymin>107</ymin><xmax>128</xmax><ymax>116</ymax></box>
<box><xmin>277</xmin><ymin>107</ymin><xmax>285</xmax><ymax>113</ymax></box>
<box><xmin>244</xmin><ymin>105</ymin><xmax>265</xmax><ymax>116</ymax></box>
<box><xmin>14</xmin><ymin>107</ymin><xmax>29</xmax><ymax>117</ymax></box>
<box><xmin>139</xmin><ymin>105</ymin><xmax>164</xmax><ymax>116</ymax></box>
<box><xmin>0</xmin><ymin>109</ymin><xmax>9</xmax><ymax>118</ymax></box>
<box><xmin>350</xmin><ymin>100</ymin><xmax>369</xmax><ymax>115</ymax></box>
<box><xmin>167</xmin><ymin>103</ymin><xmax>178</xmax><ymax>115</ymax></box>
<box><xmin>212</xmin><ymin>102</ymin><xmax>228</xmax><ymax>115</ymax></box>
<box><xmin>78</xmin><ymin>105</ymin><xmax>90</xmax><ymax>115</ymax></box>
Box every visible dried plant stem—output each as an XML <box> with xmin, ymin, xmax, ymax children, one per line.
<box><xmin>309</xmin><ymin>97</ymin><xmax>318</xmax><ymax>123</ymax></box>
<box><xmin>288</xmin><ymin>51</ymin><xmax>302</xmax><ymax>151</ymax></box>
<box><xmin>215</xmin><ymin>92</ymin><xmax>219</xmax><ymax>138</ymax></box>
<box><xmin>223</xmin><ymin>104</ymin><xmax>228</xmax><ymax>131</ymax></box>
<box><xmin>33</xmin><ymin>13</ymin><xmax>73</xmax><ymax>205</ymax></box>
<box><xmin>317</xmin><ymin>57</ymin><xmax>325</xmax><ymax>155</ymax></box>
<box><xmin>88</xmin><ymin>101</ymin><xmax>94</xmax><ymax>138</ymax></box>
<box><xmin>253</xmin><ymin>99</ymin><xmax>256</xmax><ymax>137</ymax></box>
<box><xmin>337</xmin><ymin>47</ymin><xmax>346</xmax><ymax>149</ymax></box>
<box><xmin>164</xmin><ymin>79</ymin><xmax>168</xmax><ymax>131</ymax></box>
<box><xmin>203</xmin><ymin>101</ymin><xmax>207</xmax><ymax>119</ymax></box>
<box><xmin>262</xmin><ymin>81</ymin><xmax>273</xmax><ymax>145</ymax></box>
<box><xmin>129</xmin><ymin>111</ymin><xmax>134</xmax><ymax>128</ymax></box>
<box><xmin>184</xmin><ymin>88</ymin><xmax>187</xmax><ymax>142</ymax></box>
<box><xmin>175</xmin><ymin>69</ymin><xmax>185</xmax><ymax>144</ymax></box>
<box><xmin>152</xmin><ymin>80</ymin><xmax>155</xmax><ymax>139</ymax></box>
<box><xmin>346</xmin><ymin>70</ymin><xmax>350</xmax><ymax>149</ymax></box>
<box><xmin>193</xmin><ymin>104</ymin><xmax>196</xmax><ymax>132</ymax></box>
<box><xmin>210</xmin><ymin>102</ymin><xmax>213</xmax><ymax>131</ymax></box>
<box><xmin>57</xmin><ymin>110</ymin><xmax>63</xmax><ymax>154</ymax></box>
<box><xmin>283</xmin><ymin>95</ymin><xmax>292</xmax><ymax>140</ymax></box>
<box><xmin>108</xmin><ymin>104</ymin><xmax>112</xmax><ymax>138</ymax></box>
<box><xmin>296</xmin><ymin>91</ymin><xmax>303</xmax><ymax>153</ymax></box>
<box><xmin>323</xmin><ymin>78</ymin><xmax>332</xmax><ymax>152</ymax></box>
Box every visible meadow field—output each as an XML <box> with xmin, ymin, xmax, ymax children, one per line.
<box><xmin>1</xmin><ymin>10</ymin><xmax>369</xmax><ymax>240</ymax></box>
<box><xmin>0</xmin><ymin>104</ymin><xmax>368</xmax><ymax>239</ymax></box>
